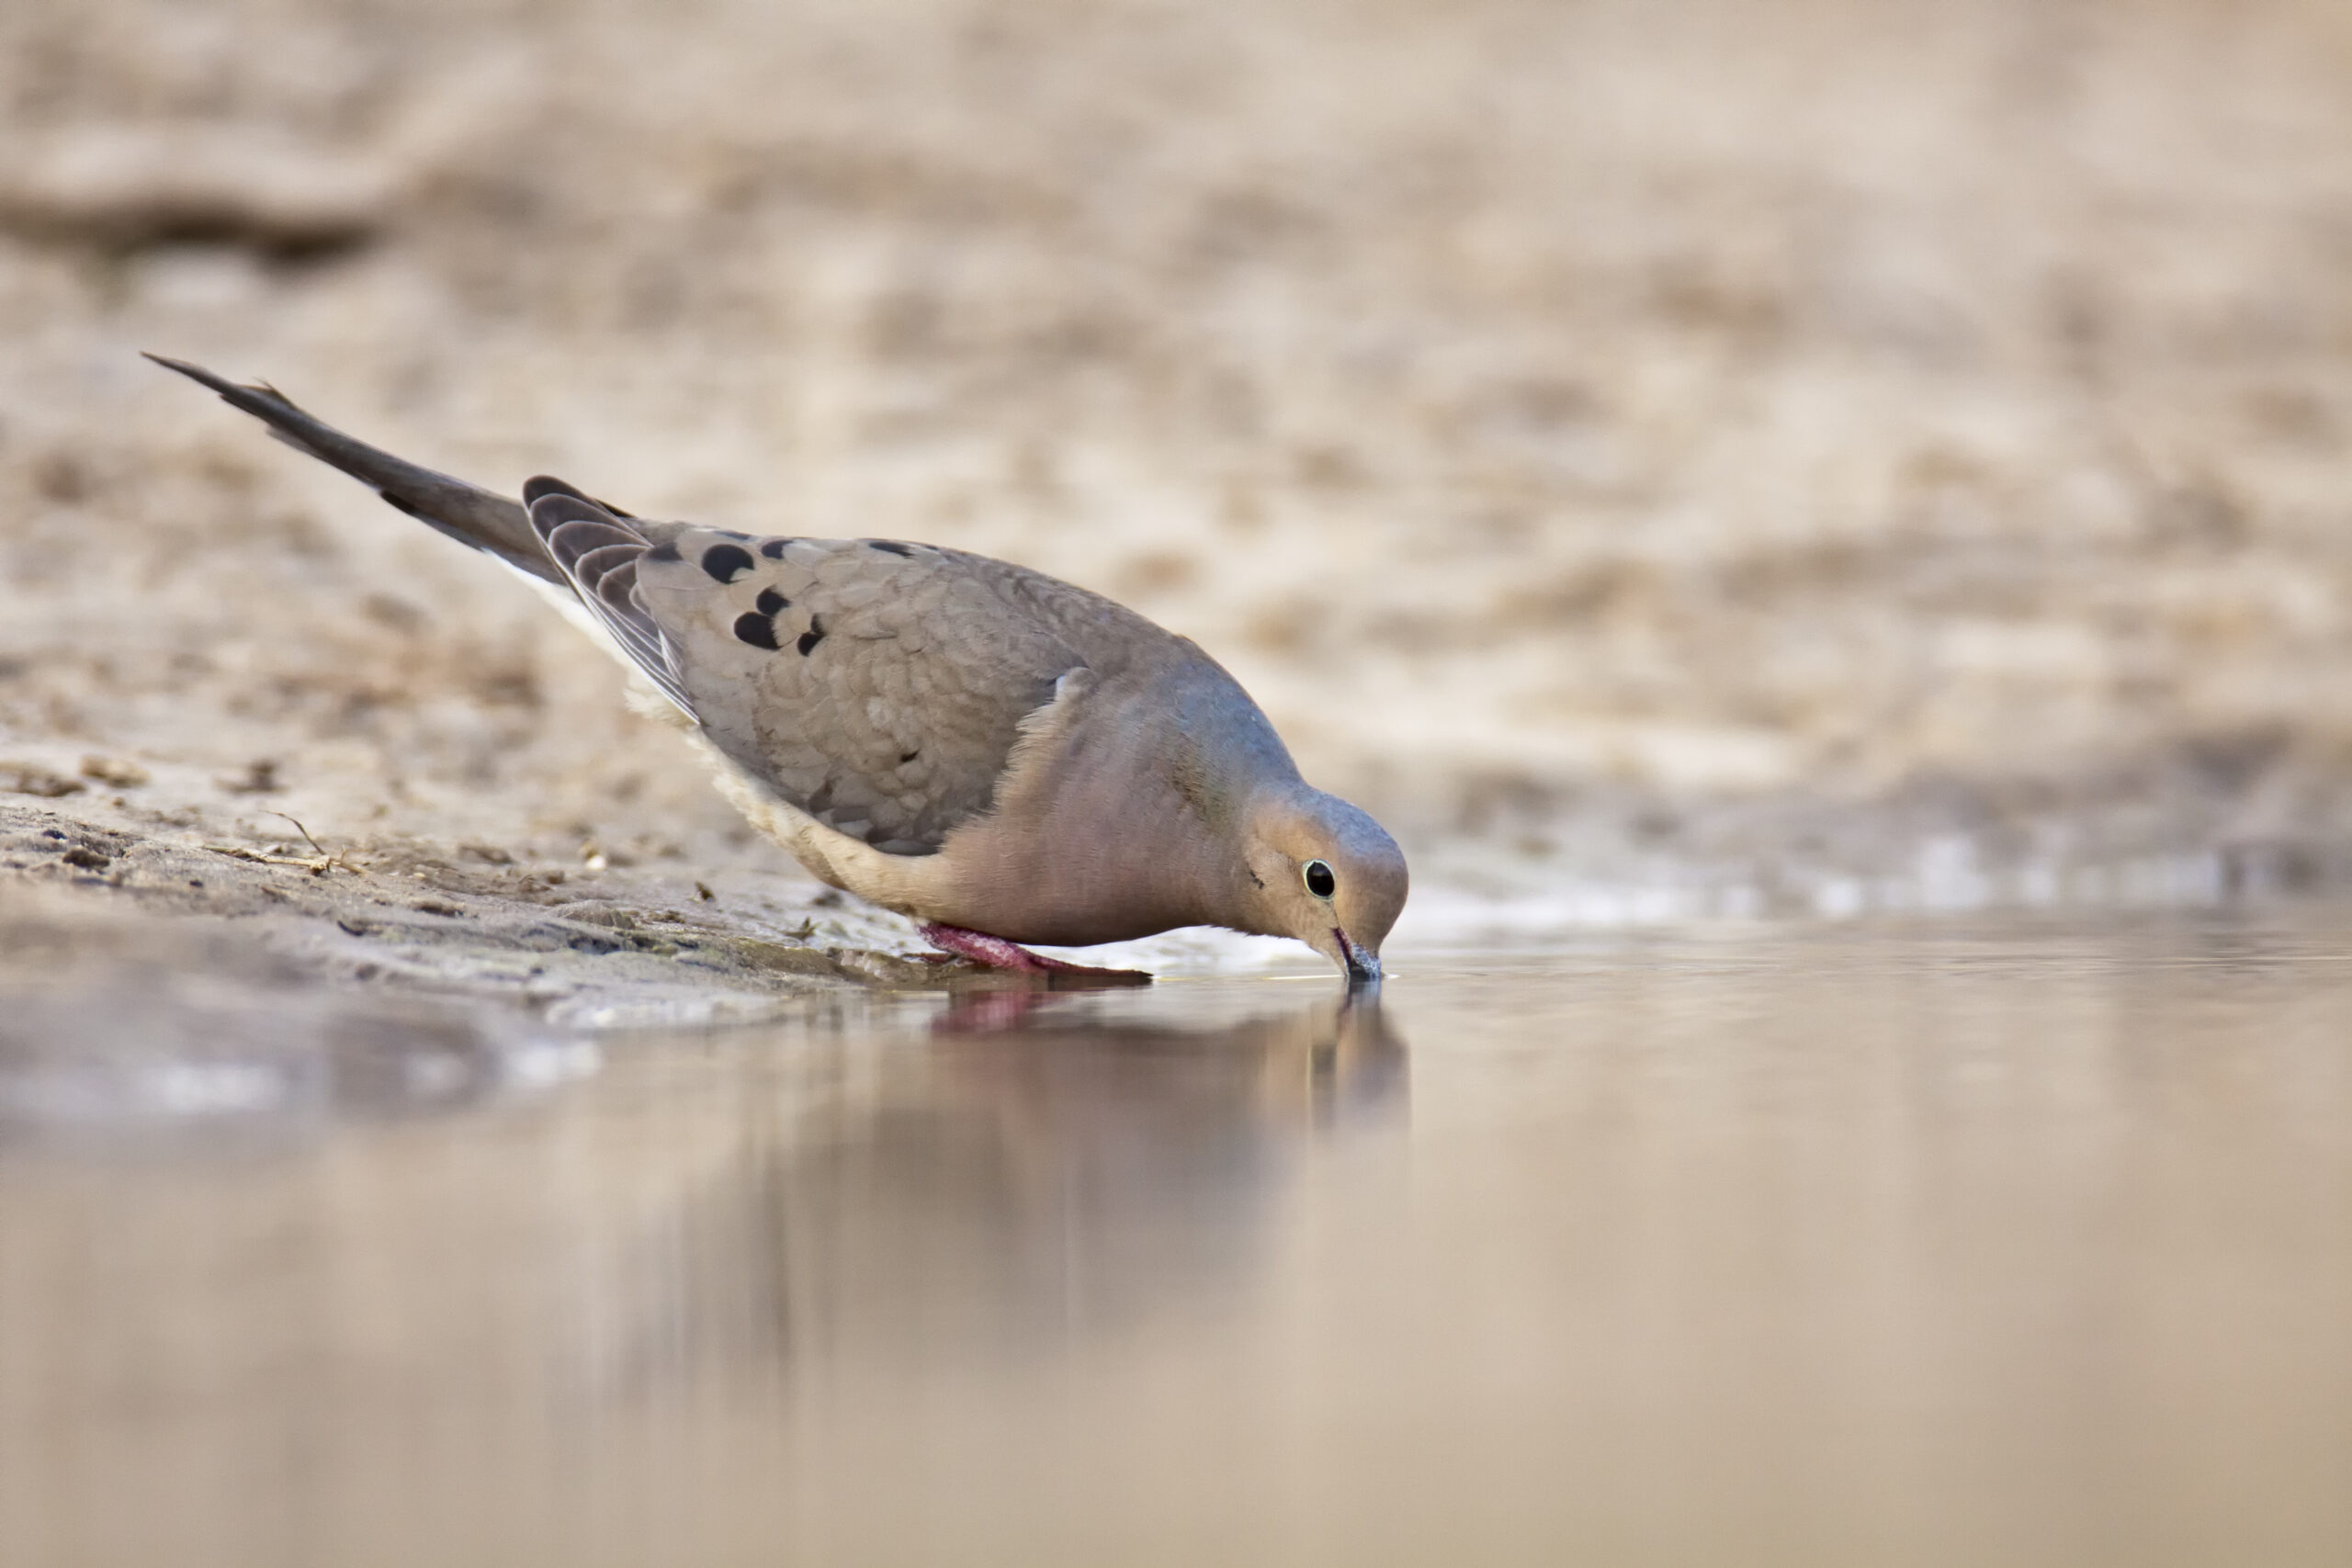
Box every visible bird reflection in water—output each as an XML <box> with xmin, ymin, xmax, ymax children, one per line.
<box><xmin>578</xmin><ymin>987</ymin><xmax>1406</xmax><ymax>1404</ymax></box>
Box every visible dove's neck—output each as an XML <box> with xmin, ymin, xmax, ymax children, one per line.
<box><xmin>1073</xmin><ymin>674</ymin><xmax>1305</xmax><ymax>937</ymax></box>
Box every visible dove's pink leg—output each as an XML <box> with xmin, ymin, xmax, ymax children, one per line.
<box><xmin>917</xmin><ymin>923</ymin><xmax>1152</xmax><ymax>985</ymax></box>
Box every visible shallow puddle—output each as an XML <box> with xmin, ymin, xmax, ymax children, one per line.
<box><xmin>4</xmin><ymin>911</ymin><xmax>2350</xmax><ymax>1565</ymax></box>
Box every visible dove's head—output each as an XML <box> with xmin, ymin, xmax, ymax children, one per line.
<box><xmin>1239</xmin><ymin>787</ymin><xmax>1408</xmax><ymax>986</ymax></box>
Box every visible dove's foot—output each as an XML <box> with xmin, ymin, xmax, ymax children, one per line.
<box><xmin>917</xmin><ymin>923</ymin><xmax>1153</xmax><ymax>987</ymax></box>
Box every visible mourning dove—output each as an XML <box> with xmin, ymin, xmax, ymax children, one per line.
<box><xmin>149</xmin><ymin>355</ymin><xmax>1407</xmax><ymax>984</ymax></box>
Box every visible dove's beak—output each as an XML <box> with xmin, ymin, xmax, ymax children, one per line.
<box><xmin>1334</xmin><ymin>928</ymin><xmax>1383</xmax><ymax>987</ymax></box>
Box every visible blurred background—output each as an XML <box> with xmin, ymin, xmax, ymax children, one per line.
<box><xmin>8</xmin><ymin>8</ymin><xmax>2352</xmax><ymax>1562</ymax></box>
<box><xmin>4</xmin><ymin>0</ymin><xmax>2352</xmax><ymax>919</ymax></box>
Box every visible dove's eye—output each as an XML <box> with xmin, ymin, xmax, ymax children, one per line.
<box><xmin>1303</xmin><ymin>860</ymin><xmax>1336</xmax><ymax>898</ymax></box>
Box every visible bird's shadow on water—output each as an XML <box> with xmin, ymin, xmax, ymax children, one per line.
<box><xmin>574</xmin><ymin>984</ymin><xmax>1408</xmax><ymax>1404</ymax></box>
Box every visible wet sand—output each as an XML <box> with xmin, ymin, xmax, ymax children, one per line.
<box><xmin>4</xmin><ymin>910</ymin><xmax>2347</xmax><ymax>1566</ymax></box>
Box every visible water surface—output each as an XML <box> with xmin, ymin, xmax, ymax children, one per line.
<box><xmin>4</xmin><ymin>913</ymin><xmax>2350</xmax><ymax>1565</ymax></box>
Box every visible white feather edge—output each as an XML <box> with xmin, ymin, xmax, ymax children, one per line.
<box><xmin>511</xmin><ymin>562</ymin><xmax>695</xmax><ymax>719</ymax></box>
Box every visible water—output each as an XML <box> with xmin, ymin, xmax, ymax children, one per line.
<box><xmin>4</xmin><ymin>913</ymin><xmax>2350</xmax><ymax>1566</ymax></box>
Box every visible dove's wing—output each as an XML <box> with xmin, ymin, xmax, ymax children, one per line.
<box><xmin>526</xmin><ymin>484</ymin><xmax>1088</xmax><ymax>855</ymax></box>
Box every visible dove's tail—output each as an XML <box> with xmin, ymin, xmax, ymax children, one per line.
<box><xmin>142</xmin><ymin>353</ymin><xmax>564</xmax><ymax>585</ymax></box>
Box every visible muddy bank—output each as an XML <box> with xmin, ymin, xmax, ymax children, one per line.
<box><xmin>0</xmin><ymin>790</ymin><xmax>973</xmax><ymax>1030</ymax></box>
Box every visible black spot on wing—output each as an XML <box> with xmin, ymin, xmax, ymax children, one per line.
<box><xmin>866</xmin><ymin>540</ymin><xmax>913</xmax><ymax>557</ymax></box>
<box><xmin>646</xmin><ymin>541</ymin><xmax>681</xmax><ymax>563</ymax></box>
<box><xmin>733</xmin><ymin>612</ymin><xmax>780</xmax><ymax>650</ymax></box>
<box><xmin>759</xmin><ymin>538</ymin><xmax>795</xmax><ymax>559</ymax></box>
<box><xmin>755</xmin><ymin>587</ymin><xmax>788</xmax><ymax>616</ymax></box>
<box><xmin>702</xmin><ymin>543</ymin><xmax>755</xmax><ymax>583</ymax></box>
<box><xmin>797</xmin><ymin>614</ymin><xmax>826</xmax><ymax>656</ymax></box>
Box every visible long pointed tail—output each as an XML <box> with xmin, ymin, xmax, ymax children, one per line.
<box><xmin>143</xmin><ymin>353</ymin><xmax>562</xmax><ymax>585</ymax></box>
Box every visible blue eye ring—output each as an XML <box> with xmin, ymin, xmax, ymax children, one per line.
<box><xmin>1303</xmin><ymin>860</ymin><xmax>1337</xmax><ymax>899</ymax></box>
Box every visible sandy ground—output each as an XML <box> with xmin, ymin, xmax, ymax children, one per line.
<box><xmin>5</xmin><ymin>0</ymin><xmax>2352</xmax><ymax>991</ymax></box>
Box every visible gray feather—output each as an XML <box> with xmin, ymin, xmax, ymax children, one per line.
<box><xmin>142</xmin><ymin>353</ymin><xmax>561</xmax><ymax>585</ymax></box>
